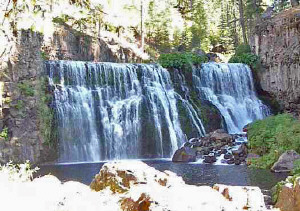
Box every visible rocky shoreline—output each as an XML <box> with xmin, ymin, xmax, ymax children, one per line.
<box><xmin>172</xmin><ymin>129</ymin><xmax>249</xmax><ymax>165</ymax></box>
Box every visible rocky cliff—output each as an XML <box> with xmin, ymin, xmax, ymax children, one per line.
<box><xmin>0</xmin><ymin>24</ymin><xmax>147</xmax><ymax>164</ymax></box>
<box><xmin>0</xmin><ymin>30</ymin><xmax>56</xmax><ymax>164</ymax></box>
<box><xmin>43</xmin><ymin>23</ymin><xmax>147</xmax><ymax>63</ymax></box>
<box><xmin>250</xmin><ymin>7</ymin><xmax>300</xmax><ymax>117</ymax></box>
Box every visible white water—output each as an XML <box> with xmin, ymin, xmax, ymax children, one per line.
<box><xmin>46</xmin><ymin>61</ymin><xmax>205</xmax><ymax>162</ymax></box>
<box><xmin>193</xmin><ymin>63</ymin><xmax>270</xmax><ymax>134</ymax></box>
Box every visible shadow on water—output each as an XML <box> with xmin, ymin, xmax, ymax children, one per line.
<box><xmin>36</xmin><ymin>160</ymin><xmax>287</xmax><ymax>191</ymax></box>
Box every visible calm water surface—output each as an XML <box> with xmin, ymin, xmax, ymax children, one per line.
<box><xmin>37</xmin><ymin>160</ymin><xmax>287</xmax><ymax>191</ymax></box>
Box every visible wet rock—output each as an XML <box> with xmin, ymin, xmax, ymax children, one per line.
<box><xmin>232</xmin><ymin>143</ymin><xmax>247</xmax><ymax>157</ymax></box>
<box><xmin>201</xmin><ymin>147</ymin><xmax>210</xmax><ymax>155</ymax></box>
<box><xmin>210</xmin><ymin>131</ymin><xmax>232</xmax><ymax>143</ymax></box>
<box><xmin>234</xmin><ymin>159</ymin><xmax>241</xmax><ymax>165</ymax></box>
<box><xmin>271</xmin><ymin>150</ymin><xmax>300</xmax><ymax>172</ymax></box>
<box><xmin>227</xmin><ymin>159</ymin><xmax>235</xmax><ymax>165</ymax></box>
<box><xmin>183</xmin><ymin>142</ymin><xmax>192</xmax><ymax>147</ymax></box>
<box><xmin>172</xmin><ymin>147</ymin><xmax>196</xmax><ymax>162</ymax></box>
<box><xmin>220</xmin><ymin>148</ymin><xmax>227</xmax><ymax>154</ymax></box>
<box><xmin>224</xmin><ymin>153</ymin><xmax>233</xmax><ymax>160</ymax></box>
<box><xmin>215</xmin><ymin>150</ymin><xmax>222</xmax><ymax>157</ymax></box>
<box><xmin>204</xmin><ymin>153</ymin><xmax>216</xmax><ymax>164</ymax></box>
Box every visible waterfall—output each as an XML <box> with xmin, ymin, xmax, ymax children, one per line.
<box><xmin>46</xmin><ymin>61</ymin><xmax>205</xmax><ymax>162</ymax></box>
<box><xmin>193</xmin><ymin>63</ymin><xmax>269</xmax><ymax>134</ymax></box>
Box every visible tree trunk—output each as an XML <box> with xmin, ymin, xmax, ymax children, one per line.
<box><xmin>141</xmin><ymin>0</ymin><xmax>145</xmax><ymax>52</ymax></box>
<box><xmin>238</xmin><ymin>0</ymin><xmax>247</xmax><ymax>44</ymax></box>
<box><xmin>232</xmin><ymin>8</ymin><xmax>239</xmax><ymax>47</ymax></box>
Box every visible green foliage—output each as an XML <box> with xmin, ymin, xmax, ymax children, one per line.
<box><xmin>272</xmin><ymin>174</ymin><xmax>300</xmax><ymax>203</ymax></box>
<box><xmin>248</xmin><ymin>114</ymin><xmax>300</xmax><ymax>168</ymax></box>
<box><xmin>229</xmin><ymin>53</ymin><xmax>260</xmax><ymax>71</ymax></box>
<box><xmin>0</xmin><ymin>161</ymin><xmax>39</xmax><ymax>182</ymax></box>
<box><xmin>292</xmin><ymin>159</ymin><xmax>300</xmax><ymax>175</ymax></box>
<box><xmin>37</xmin><ymin>77</ymin><xmax>56</xmax><ymax>146</ymax></box>
<box><xmin>271</xmin><ymin>180</ymin><xmax>286</xmax><ymax>203</ymax></box>
<box><xmin>235</xmin><ymin>44</ymin><xmax>251</xmax><ymax>55</ymax></box>
<box><xmin>158</xmin><ymin>53</ymin><xmax>208</xmax><ymax>70</ymax></box>
<box><xmin>18</xmin><ymin>82</ymin><xmax>35</xmax><ymax>97</ymax></box>
<box><xmin>41</xmin><ymin>51</ymin><xmax>49</xmax><ymax>60</ymax></box>
<box><xmin>15</xmin><ymin>100</ymin><xmax>25</xmax><ymax>110</ymax></box>
<box><xmin>0</xmin><ymin>127</ymin><xmax>9</xmax><ymax>141</ymax></box>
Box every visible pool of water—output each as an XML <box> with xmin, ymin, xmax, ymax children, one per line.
<box><xmin>36</xmin><ymin>160</ymin><xmax>287</xmax><ymax>191</ymax></box>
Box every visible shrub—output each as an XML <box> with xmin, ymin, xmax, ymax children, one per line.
<box><xmin>18</xmin><ymin>82</ymin><xmax>35</xmax><ymax>97</ymax></box>
<box><xmin>292</xmin><ymin>159</ymin><xmax>300</xmax><ymax>175</ymax></box>
<box><xmin>229</xmin><ymin>53</ymin><xmax>260</xmax><ymax>71</ymax></box>
<box><xmin>0</xmin><ymin>127</ymin><xmax>8</xmax><ymax>141</ymax></box>
<box><xmin>0</xmin><ymin>161</ymin><xmax>39</xmax><ymax>182</ymax></box>
<box><xmin>248</xmin><ymin>114</ymin><xmax>300</xmax><ymax>168</ymax></box>
<box><xmin>37</xmin><ymin>77</ymin><xmax>56</xmax><ymax>146</ymax></box>
<box><xmin>229</xmin><ymin>44</ymin><xmax>261</xmax><ymax>71</ymax></box>
<box><xmin>158</xmin><ymin>53</ymin><xmax>208</xmax><ymax>70</ymax></box>
<box><xmin>15</xmin><ymin>100</ymin><xmax>25</xmax><ymax>110</ymax></box>
<box><xmin>235</xmin><ymin>44</ymin><xmax>251</xmax><ymax>55</ymax></box>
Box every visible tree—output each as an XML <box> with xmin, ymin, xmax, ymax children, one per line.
<box><xmin>237</xmin><ymin>0</ymin><xmax>247</xmax><ymax>44</ymax></box>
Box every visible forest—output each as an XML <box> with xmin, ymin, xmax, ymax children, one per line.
<box><xmin>1</xmin><ymin>0</ymin><xmax>298</xmax><ymax>59</ymax></box>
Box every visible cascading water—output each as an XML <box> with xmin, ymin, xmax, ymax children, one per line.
<box><xmin>193</xmin><ymin>63</ymin><xmax>269</xmax><ymax>134</ymax></box>
<box><xmin>46</xmin><ymin>61</ymin><xmax>205</xmax><ymax>163</ymax></box>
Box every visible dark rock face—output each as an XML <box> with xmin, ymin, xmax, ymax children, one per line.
<box><xmin>169</xmin><ymin>68</ymin><xmax>225</xmax><ymax>137</ymax></box>
<box><xmin>250</xmin><ymin>7</ymin><xmax>300</xmax><ymax>117</ymax></box>
<box><xmin>0</xmin><ymin>30</ymin><xmax>58</xmax><ymax>164</ymax></box>
<box><xmin>43</xmin><ymin>24</ymin><xmax>144</xmax><ymax>63</ymax></box>
<box><xmin>271</xmin><ymin>150</ymin><xmax>300</xmax><ymax>172</ymax></box>
<box><xmin>172</xmin><ymin>147</ymin><xmax>196</xmax><ymax>162</ymax></box>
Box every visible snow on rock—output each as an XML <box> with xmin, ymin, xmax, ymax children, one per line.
<box><xmin>91</xmin><ymin>161</ymin><xmax>276</xmax><ymax>211</ymax></box>
<box><xmin>0</xmin><ymin>161</ymin><xmax>278</xmax><ymax>211</ymax></box>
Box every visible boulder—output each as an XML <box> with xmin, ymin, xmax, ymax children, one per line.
<box><xmin>172</xmin><ymin>147</ymin><xmax>196</xmax><ymax>162</ymax></box>
<box><xmin>90</xmin><ymin>161</ymin><xmax>269</xmax><ymax>211</ymax></box>
<box><xmin>213</xmin><ymin>184</ymin><xmax>267</xmax><ymax>210</ymax></box>
<box><xmin>232</xmin><ymin>143</ymin><xmax>247</xmax><ymax>157</ymax></box>
<box><xmin>224</xmin><ymin>153</ymin><xmax>233</xmax><ymax>160</ymax></box>
<box><xmin>271</xmin><ymin>150</ymin><xmax>300</xmax><ymax>172</ymax></box>
<box><xmin>210</xmin><ymin>130</ymin><xmax>232</xmax><ymax>143</ymax></box>
<box><xmin>204</xmin><ymin>154</ymin><xmax>216</xmax><ymax>164</ymax></box>
<box><xmin>275</xmin><ymin>177</ymin><xmax>300</xmax><ymax>211</ymax></box>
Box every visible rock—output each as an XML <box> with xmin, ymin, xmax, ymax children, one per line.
<box><xmin>188</xmin><ymin>138</ymin><xmax>199</xmax><ymax>143</ymax></box>
<box><xmin>215</xmin><ymin>150</ymin><xmax>222</xmax><ymax>157</ymax></box>
<box><xmin>220</xmin><ymin>148</ymin><xmax>227</xmax><ymax>154</ymax></box>
<box><xmin>251</xmin><ymin>7</ymin><xmax>300</xmax><ymax>117</ymax></box>
<box><xmin>224</xmin><ymin>153</ymin><xmax>233</xmax><ymax>160</ymax></box>
<box><xmin>271</xmin><ymin>150</ymin><xmax>300</xmax><ymax>172</ymax></box>
<box><xmin>183</xmin><ymin>142</ymin><xmax>192</xmax><ymax>147</ymax></box>
<box><xmin>234</xmin><ymin>159</ymin><xmax>241</xmax><ymax>165</ymax></box>
<box><xmin>275</xmin><ymin>177</ymin><xmax>300</xmax><ymax>211</ymax></box>
<box><xmin>213</xmin><ymin>184</ymin><xmax>267</xmax><ymax>210</ymax></box>
<box><xmin>120</xmin><ymin>193</ymin><xmax>152</xmax><ymax>211</ymax></box>
<box><xmin>210</xmin><ymin>130</ymin><xmax>232</xmax><ymax>143</ymax></box>
<box><xmin>201</xmin><ymin>147</ymin><xmax>210</xmax><ymax>155</ymax></box>
<box><xmin>172</xmin><ymin>147</ymin><xmax>196</xmax><ymax>162</ymax></box>
<box><xmin>227</xmin><ymin>159</ymin><xmax>235</xmax><ymax>165</ymax></box>
<box><xmin>232</xmin><ymin>143</ymin><xmax>247</xmax><ymax>157</ymax></box>
<box><xmin>204</xmin><ymin>154</ymin><xmax>216</xmax><ymax>164</ymax></box>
